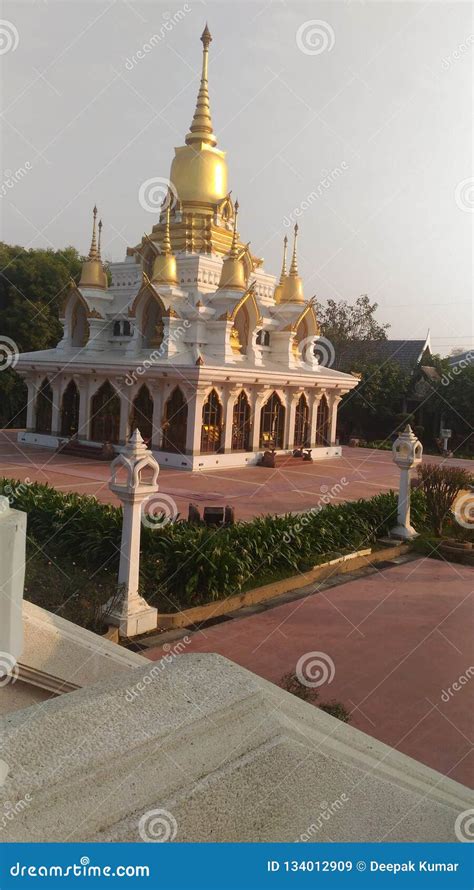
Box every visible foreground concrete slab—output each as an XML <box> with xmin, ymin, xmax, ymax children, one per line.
<box><xmin>0</xmin><ymin>653</ymin><xmax>472</xmax><ymax>843</ymax></box>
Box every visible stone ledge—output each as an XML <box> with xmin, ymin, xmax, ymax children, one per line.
<box><xmin>0</xmin><ymin>653</ymin><xmax>471</xmax><ymax>842</ymax></box>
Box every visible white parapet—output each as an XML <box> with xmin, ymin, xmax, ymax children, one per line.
<box><xmin>0</xmin><ymin>497</ymin><xmax>26</xmax><ymax>673</ymax></box>
<box><xmin>0</xmin><ymin>652</ymin><xmax>471</xmax><ymax>842</ymax></box>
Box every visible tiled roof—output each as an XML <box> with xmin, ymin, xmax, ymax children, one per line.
<box><xmin>333</xmin><ymin>339</ymin><xmax>429</xmax><ymax>373</ymax></box>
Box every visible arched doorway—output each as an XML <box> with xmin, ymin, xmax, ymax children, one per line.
<box><xmin>315</xmin><ymin>394</ymin><xmax>330</xmax><ymax>445</ymax></box>
<box><xmin>201</xmin><ymin>389</ymin><xmax>222</xmax><ymax>453</ymax></box>
<box><xmin>260</xmin><ymin>392</ymin><xmax>285</xmax><ymax>449</ymax></box>
<box><xmin>231</xmin><ymin>391</ymin><xmax>251</xmax><ymax>451</ymax></box>
<box><xmin>162</xmin><ymin>387</ymin><xmax>188</xmax><ymax>453</ymax></box>
<box><xmin>142</xmin><ymin>296</ymin><xmax>164</xmax><ymax>349</ymax></box>
<box><xmin>130</xmin><ymin>385</ymin><xmax>153</xmax><ymax>444</ymax></box>
<box><xmin>71</xmin><ymin>299</ymin><xmax>89</xmax><ymax>347</ymax></box>
<box><xmin>294</xmin><ymin>393</ymin><xmax>310</xmax><ymax>447</ymax></box>
<box><xmin>60</xmin><ymin>380</ymin><xmax>80</xmax><ymax>437</ymax></box>
<box><xmin>90</xmin><ymin>381</ymin><xmax>120</xmax><ymax>444</ymax></box>
<box><xmin>35</xmin><ymin>378</ymin><xmax>53</xmax><ymax>434</ymax></box>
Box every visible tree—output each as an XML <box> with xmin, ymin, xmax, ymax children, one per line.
<box><xmin>338</xmin><ymin>361</ymin><xmax>410</xmax><ymax>442</ymax></box>
<box><xmin>318</xmin><ymin>294</ymin><xmax>390</xmax><ymax>351</ymax></box>
<box><xmin>0</xmin><ymin>243</ymin><xmax>83</xmax><ymax>427</ymax></box>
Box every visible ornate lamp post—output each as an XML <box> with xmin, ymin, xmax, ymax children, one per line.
<box><xmin>104</xmin><ymin>430</ymin><xmax>158</xmax><ymax>638</ymax></box>
<box><xmin>391</xmin><ymin>425</ymin><xmax>423</xmax><ymax>541</ymax></box>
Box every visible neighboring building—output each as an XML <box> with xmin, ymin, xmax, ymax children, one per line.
<box><xmin>333</xmin><ymin>333</ymin><xmax>432</xmax><ymax>375</ymax></box>
<box><xmin>15</xmin><ymin>27</ymin><xmax>357</xmax><ymax>470</ymax></box>
<box><xmin>448</xmin><ymin>349</ymin><xmax>474</xmax><ymax>369</ymax></box>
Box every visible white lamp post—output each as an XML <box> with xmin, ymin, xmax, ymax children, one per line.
<box><xmin>391</xmin><ymin>425</ymin><xmax>423</xmax><ymax>541</ymax></box>
<box><xmin>104</xmin><ymin>430</ymin><xmax>158</xmax><ymax>638</ymax></box>
<box><xmin>0</xmin><ymin>496</ymin><xmax>25</xmax><ymax>676</ymax></box>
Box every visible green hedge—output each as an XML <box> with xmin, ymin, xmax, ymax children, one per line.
<box><xmin>1</xmin><ymin>478</ymin><xmax>427</xmax><ymax>614</ymax></box>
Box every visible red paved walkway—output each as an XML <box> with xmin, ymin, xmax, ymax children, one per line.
<box><xmin>146</xmin><ymin>558</ymin><xmax>474</xmax><ymax>788</ymax></box>
<box><xmin>1</xmin><ymin>429</ymin><xmax>472</xmax><ymax>520</ymax></box>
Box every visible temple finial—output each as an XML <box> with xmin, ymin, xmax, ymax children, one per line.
<box><xmin>162</xmin><ymin>204</ymin><xmax>172</xmax><ymax>255</ymax></box>
<box><xmin>230</xmin><ymin>199</ymin><xmax>239</xmax><ymax>256</ymax></box>
<box><xmin>289</xmin><ymin>223</ymin><xmax>299</xmax><ymax>276</ymax></box>
<box><xmin>97</xmin><ymin>219</ymin><xmax>103</xmax><ymax>260</ymax></box>
<box><xmin>88</xmin><ymin>205</ymin><xmax>98</xmax><ymax>259</ymax></box>
<box><xmin>185</xmin><ymin>26</ymin><xmax>216</xmax><ymax>147</ymax></box>
<box><xmin>279</xmin><ymin>235</ymin><xmax>288</xmax><ymax>283</ymax></box>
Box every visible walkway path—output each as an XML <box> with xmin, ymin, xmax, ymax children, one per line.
<box><xmin>146</xmin><ymin>557</ymin><xmax>474</xmax><ymax>788</ymax></box>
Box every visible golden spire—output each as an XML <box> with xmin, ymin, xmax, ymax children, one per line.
<box><xmin>218</xmin><ymin>200</ymin><xmax>246</xmax><ymax>290</ymax></box>
<box><xmin>274</xmin><ymin>235</ymin><xmax>288</xmax><ymax>303</ymax></box>
<box><xmin>280</xmin><ymin>224</ymin><xmax>304</xmax><ymax>303</ymax></box>
<box><xmin>97</xmin><ymin>218</ymin><xmax>103</xmax><ymax>259</ymax></box>
<box><xmin>79</xmin><ymin>205</ymin><xmax>107</xmax><ymax>289</ymax></box>
<box><xmin>185</xmin><ymin>25</ymin><xmax>216</xmax><ymax>147</ymax></box>
<box><xmin>151</xmin><ymin>205</ymin><xmax>178</xmax><ymax>285</ymax></box>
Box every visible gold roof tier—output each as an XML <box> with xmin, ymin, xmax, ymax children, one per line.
<box><xmin>280</xmin><ymin>224</ymin><xmax>305</xmax><ymax>303</ymax></box>
<box><xmin>218</xmin><ymin>200</ymin><xmax>246</xmax><ymax>290</ymax></box>
<box><xmin>169</xmin><ymin>26</ymin><xmax>228</xmax><ymax>205</ymax></box>
<box><xmin>79</xmin><ymin>206</ymin><xmax>107</xmax><ymax>290</ymax></box>
<box><xmin>151</xmin><ymin>205</ymin><xmax>178</xmax><ymax>286</ymax></box>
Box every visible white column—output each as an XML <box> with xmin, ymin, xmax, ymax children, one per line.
<box><xmin>104</xmin><ymin>431</ymin><xmax>158</xmax><ymax>638</ymax></box>
<box><xmin>223</xmin><ymin>387</ymin><xmax>239</xmax><ymax>453</ymax></box>
<box><xmin>185</xmin><ymin>387</ymin><xmax>207</xmax><ymax>455</ymax></box>
<box><xmin>118</xmin><ymin>386</ymin><xmax>131</xmax><ymax>445</ymax></box>
<box><xmin>0</xmin><ymin>497</ymin><xmax>26</xmax><ymax>672</ymax></box>
<box><xmin>250</xmin><ymin>391</ymin><xmax>266</xmax><ymax>451</ymax></box>
<box><xmin>329</xmin><ymin>394</ymin><xmax>342</xmax><ymax>445</ymax></box>
<box><xmin>286</xmin><ymin>392</ymin><xmax>300</xmax><ymax>450</ymax></box>
<box><xmin>50</xmin><ymin>380</ymin><xmax>63</xmax><ymax>436</ymax></box>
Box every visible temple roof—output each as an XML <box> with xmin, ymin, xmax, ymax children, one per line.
<box><xmin>333</xmin><ymin>336</ymin><xmax>431</xmax><ymax>373</ymax></box>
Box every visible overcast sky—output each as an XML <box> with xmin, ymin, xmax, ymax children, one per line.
<box><xmin>0</xmin><ymin>0</ymin><xmax>472</xmax><ymax>355</ymax></box>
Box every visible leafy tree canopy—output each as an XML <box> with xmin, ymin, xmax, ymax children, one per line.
<box><xmin>318</xmin><ymin>294</ymin><xmax>390</xmax><ymax>350</ymax></box>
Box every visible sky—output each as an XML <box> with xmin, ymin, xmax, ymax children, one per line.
<box><xmin>0</xmin><ymin>0</ymin><xmax>472</xmax><ymax>355</ymax></box>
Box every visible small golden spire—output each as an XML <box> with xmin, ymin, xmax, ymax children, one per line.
<box><xmin>185</xmin><ymin>24</ymin><xmax>217</xmax><ymax>147</ymax></box>
<box><xmin>289</xmin><ymin>223</ymin><xmax>299</xmax><ymax>276</ymax></box>
<box><xmin>97</xmin><ymin>218</ymin><xmax>103</xmax><ymax>259</ymax></box>
<box><xmin>274</xmin><ymin>235</ymin><xmax>288</xmax><ymax>303</ymax></box>
<box><xmin>230</xmin><ymin>199</ymin><xmax>239</xmax><ymax>257</ymax></box>
<box><xmin>79</xmin><ymin>205</ymin><xmax>107</xmax><ymax>289</ymax></box>
<box><xmin>218</xmin><ymin>199</ymin><xmax>246</xmax><ymax>290</ymax></box>
<box><xmin>151</xmin><ymin>204</ymin><xmax>178</xmax><ymax>285</ymax></box>
<box><xmin>280</xmin><ymin>224</ymin><xmax>304</xmax><ymax>303</ymax></box>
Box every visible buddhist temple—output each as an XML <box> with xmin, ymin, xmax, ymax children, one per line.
<box><xmin>16</xmin><ymin>27</ymin><xmax>358</xmax><ymax>470</ymax></box>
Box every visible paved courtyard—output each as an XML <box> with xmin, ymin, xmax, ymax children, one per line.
<box><xmin>1</xmin><ymin>428</ymin><xmax>472</xmax><ymax>520</ymax></box>
<box><xmin>146</xmin><ymin>558</ymin><xmax>474</xmax><ymax>788</ymax></box>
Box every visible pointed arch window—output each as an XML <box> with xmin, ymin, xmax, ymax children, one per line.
<box><xmin>60</xmin><ymin>380</ymin><xmax>80</xmax><ymax>437</ymax></box>
<box><xmin>90</xmin><ymin>381</ymin><xmax>120</xmax><ymax>444</ymax></box>
<box><xmin>231</xmin><ymin>391</ymin><xmax>251</xmax><ymax>451</ymax></box>
<box><xmin>35</xmin><ymin>378</ymin><xmax>53</xmax><ymax>434</ymax></box>
<box><xmin>130</xmin><ymin>384</ymin><xmax>153</xmax><ymax>444</ymax></box>
<box><xmin>162</xmin><ymin>387</ymin><xmax>188</xmax><ymax>454</ymax></box>
<box><xmin>294</xmin><ymin>393</ymin><xmax>310</xmax><ymax>447</ymax></box>
<box><xmin>201</xmin><ymin>389</ymin><xmax>222</xmax><ymax>453</ymax></box>
<box><xmin>260</xmin><ymin>392</ymin><xmax>285</xmax><ymax>449</ymax></box>
<box><xmin>315</xmin><ymin>395</ymin><xmax>330</xmax><ymax>446</ymax></box>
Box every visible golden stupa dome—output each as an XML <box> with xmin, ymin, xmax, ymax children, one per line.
<box><xmin>169</xmin><ymin>26</ymin><xmax>228</xmax><ymax>205</ymax></box>
<box><xmin>218</xmin><ymin>200</ymin><xmax>246</xmax><ymax>290</ymax></box>
<box><xmin>79</xmin><ymin>207</ymin><xmax>107</xmax><ymax>290</ymax></box>
<box><xmin>273</xmin><ymin>235</ymin><xmax>288</xmax><ymax>303</ymax></box>
<box><xmin>151</xmin><ymin>205</ymin><xmax>178</xmax><ymax>285</ymax></box>
<box><xmin>279</xmin><ymin>224</ymin><xmax>305</xmax><ymax>303</ymax></box>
